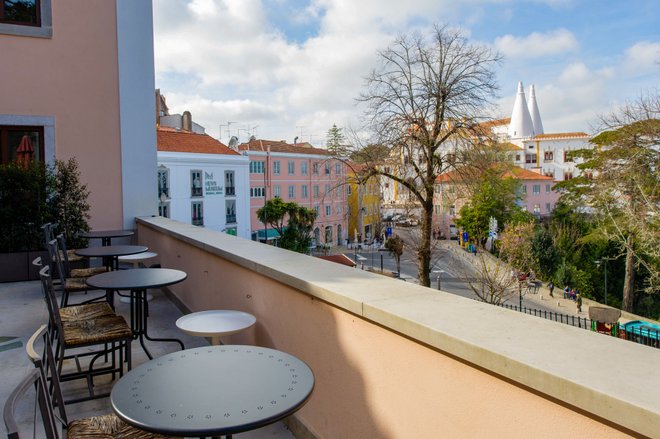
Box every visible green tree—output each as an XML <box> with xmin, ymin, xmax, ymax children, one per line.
<box><xmin>356</xmin><ymin>25</ymin><xmax>501</xmax><ymax>287</ymax></box>
<box><xmin>326</xmin><ymin>124</ymin><xmax>346</xmax><ymax>155</ymax></box>
<box><xmin>385</xmin><ymin>235</ymin><xmax>404</xmax><ymax>274</ymax></box>
<box><xmin>52</xmin><ymin>158</ymin><xmax>90</xmax><ymax>249</ymax></box>
<box><xmin>530</xmin><ymin>226</ymin><xmax>560</xmax><ymax>280</ymax></box>
<box><xmin>257</xmin><ymin>198</ymin><xmax>317</xmax><ymax>253</ymax></box>
<box><xmin>556</xmin><ymin>94</ymin><xmax>659</xmax><ymax>311</ymax></box>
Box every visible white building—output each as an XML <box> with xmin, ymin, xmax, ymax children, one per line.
<box><xmin>156</xmin><ymin>127</ymin><xmax>251</xmax><ymax>238</ymax></box>
<box><xmin>492</xmin><ymin>81</ymin><xmax>591</xmax><ymax>181</ymax></box>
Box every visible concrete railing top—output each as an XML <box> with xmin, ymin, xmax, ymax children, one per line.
<box><xmin>137</xmin><ymin>216</ymin><xmax>660</xmax><ymax>437</ymax></box>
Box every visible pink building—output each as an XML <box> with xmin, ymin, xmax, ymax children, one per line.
<box><xmin>434</xmin><ymin>166</ymin><xmax>560</xmax><ymax>237</ymax></box>
<box><xmin>239</xmin><ymin>139</ymin><xmax>347</xmax><ymax>247</ymax></box>
<box><xmin>1</xmin><ymin>0</ymin><xmax>156</xmax><ymax>229</ymax></box>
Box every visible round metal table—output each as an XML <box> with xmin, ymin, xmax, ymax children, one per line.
<box><xmin>111</xmin><ymin>345</ymin><xmax>314</xmax><ymax>438</ymax></box>
<box><xmin>75</xmin><ymin>245</ymin><xmax>148</xmax><ymax>271</ymax></box>
<box><xmin>80</xmin><ymin>229</ymin><xmax>135</xmax><ymax>246</ymax></box>
<box><xmin>86</xmin><ymin>268</ymin><xmax>187</xmax><ymax>359</ymax></box>
<box><xmin>176</xmin><ymin>310</ymin><xmax>256</xmax><ymax>345</ymax></box>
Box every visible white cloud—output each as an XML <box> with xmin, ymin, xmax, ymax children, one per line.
<box><xmin>622</xmin><ymin>41</ymin><xmax>660</xmax><ymax>75</ymax></box>
<box><xmin>494</xmin><ymin>29</ymin><xmax>578</xmax><ymax>59</ymax></box>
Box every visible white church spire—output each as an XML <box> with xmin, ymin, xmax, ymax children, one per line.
<box><xmin>508</xmin><ymin>81</ymin><xmax>534</xmax><ymax>139</ymax></box>
<box><xmin>527</xmin><ymin>84</ymin><xmax>544</xmax><ymax>135</ymax></box>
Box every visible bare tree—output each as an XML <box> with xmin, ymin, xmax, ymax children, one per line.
<box><xmin>355</xmin><ymin>25</ymin><xmax>501</xmax><ymax>287</ymax></box>
<box><xmin>462</xmin><ymin>252</ymin><xmax>518</xmax><ymax>305</ymax></box>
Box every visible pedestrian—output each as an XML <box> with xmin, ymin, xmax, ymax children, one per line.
<box><xmin>576</xmin><ymin>294</ymin><xmax>582</xmax><ymax>313</ymax></box>
<box><xmin>548</xmin><ymin>281</ymin><xmax>555</xmax><ymax>298</ymax></box>
<box><xmin>563</xmin><ymin>286</ymin><xmax>569</xmax><ymax>299</ymax></box>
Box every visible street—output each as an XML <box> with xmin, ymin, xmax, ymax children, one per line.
<box><xmin>343</xmin><ymin>227</ymin><xmax>562</xmax><ymax>314</ymax></box>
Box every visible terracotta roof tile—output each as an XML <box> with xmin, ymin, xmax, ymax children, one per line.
<box><xmin>157</xmin><ymin>129</ymin><xmax>238</xmax><ymax>155</ymax></box>
<box><xmin>533</xmin><ymin>132</ymin><xmax>590</xmax><ymax>140</ymax></box>
<box><xmin>239</xmin><ymin>139</ymin><xmax>331</xmax><ymax>156</ymax></box>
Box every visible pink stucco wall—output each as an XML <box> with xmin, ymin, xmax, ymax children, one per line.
<box><xmin>137</xmin><ymin>221</ymin><xmax>634</xmax><ymax>438</ymax></box>
<box><xmin>1</xmin><ymin>0</ymin><xmax>123</xmax><ymax>229</ymax></box>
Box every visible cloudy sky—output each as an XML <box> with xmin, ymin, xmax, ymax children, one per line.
<box><xmin>153</xmin><ymin>0</ymin><xmax>659</xmax><ymax>146</ymax></box>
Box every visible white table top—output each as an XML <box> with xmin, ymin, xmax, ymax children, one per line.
<box><xmin>117</xmin><ymin>251</ymin><xmax>158</xmax><ymax>262</ymax></box>
<box><xmin>176</xmin><ymin>310</ymin><xmax>256</xmax><ymax>338</ymax></box>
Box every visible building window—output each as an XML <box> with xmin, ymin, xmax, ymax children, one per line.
<box><xmin>273</xmin><ymin>160</ymin><xmax>280</xmax><ymax>175</ymax></box>
<box><xmin>546</xmin><ymin>203</ymin><xmax>552</xmax><ymax>214</ymax></box>
<box><xmin>522</xmin><ymin>185</ymin><xmax>527</xmax><ymax>194</ymax></box>
<box><xmin>249</xmin><ymin>160</ymin><xmax>265</xmax><ymax>174</ymax></box>
<box><xmin>288</xmin><ymin>161</ymin><xmax>295</xmax><ymax>175</ymax></box>
<box><xmin>288</xmin><ymin>185</ymin><xmax>295</xmax><ymax>199</ymax></box>
<box><xmin>335</xmin><ymin>163</ymin><xmax>341</xmax><ymax>175</ymax></box>
<box><xmin>250</xmin><ymin>187</ymin><xmax>265</xmax><ymax>198</ymax></box>
<box><xmin>515</xmin><ymin>153</ymin><xmax>521</xmax><ymax>162</ymax></box>
<box><xmin>525</xmin><ymin>153</ymin><xmax>537</xmax><ymax>164</ymax></box>
<box><xmin>190</xmin><ymin>170</ymin><xmax>203</xmax><ymax>197</ymax></box>
<box><xmin>301</xmin><ymin>185</ymin><xmax>308</xmax><ymax>198</ymax></box>
<box><xmin>449</xmin><ymin>205</ymin><xmax>456</xmax><ymax>216</ymax></box>
<box><xmin>273</xmin><ymin>185</ymin><xmax>281</xmax><ymax>198</ymax></box>
<box><xmin>325</xmin><ymin>226</ymin><xmax>333</xmax><ymax>243</ymax></box>
<box><xmin>158</xmin><ymin>202</ymin><xmax>170</xmax><ymax>218</ymax></box>
<box><xmin>336</xmin><ymin>205</ymin><xmax>342</xmax><ymax>215</ymax></box>
<box><xmin>314</xmin><ymin>205</ymin><xmax>320</xmax><ymax>216</ymax></box>
<box><xmin>533</xmin><ymin>204</ymin><xmax>541</xmax><ymax>215</ymax></box>
<box><xmin>0</xmin><ymin>0</ymin><xmax>51</xmax><ymax>38</ymax></box>
<box><xmin>564</xmin><ymin>151</ymin><xmax>573</xmax><ymax>162</ymax></box>
<box><xmin>532</xmin><ymin>184</ymin><xmax>540</xmax><ymax>195</ymax></box>
<box><xmin>301</xmin><ymin>161</ymin><xmax>308</xmax><ymax>175</ymax></box>
<box><xmin>325</xmin><ymin>163</ymin><xmax>331</xmax><ymax>175</ymax></box>
<box><xmin>157</xmin><ymin>166</ymin><xmax>170</xmax><ymax>199</ymax></box>
<box><xmin>325</xmin><ymin>205</ymin><xmax>331</xmax><ymax>216</ymax></box>
<box><xmin>225</xmin><ymin>171</ymin><xmax>235</xmax><ymax>196</ymax></box>
<box><xmin>0</xmin><ymin>125</ymin><xmax>44</xmax><ymax>165</ymax></box>
<box><xmin>347</xmin><ymin>185</ymin><xmax>352</xmax><ymax>195</ymax></box>
<box><xmin>225</xmin><ymin>200</ymin><xmax>236</xmax><ymax>224</ymax></box>
<box><xmin>544</xmin><ymin>151</ymin><xmax>554</xmax><ymax>162</ymax></box>
<box><xmin>546</xmin><ymin>184</ymin><xmax>551</xmax><ymax>193</ymax></box>
<box><xmin>335</xmin><ymin>186</ymin><xmax>341</xmax><ymax>198</ymax></box>
<box><xmin>191</xmin><ymin>201</ymin><xmax>204</xmax><ymax>226</ymax></box>
<box><xmin>325</xmin><ymin>184</ymin><xmax>331</xmax><ymax>196</ymax></box>
<box><xmin>314</xmin><ymin>185</ymin><xmax>319</xmax><ymax>198</ymax></box>
<box><xmin>564</xmin><ymin>172</ymin><xmax>573</xmax><ymax>180</ymax></box>
<box><xmin>312</xmin><ymin>163</ymin><xmax>319</xmax><ymax>174</ymax></box>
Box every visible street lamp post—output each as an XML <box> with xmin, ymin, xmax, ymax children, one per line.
<box><xmin>595</xmin><ymin>258</ymin><xmax>610</xmax><ymax>305</ymax></box>
<box><xmin>433</xmin><ymin>270</ymin><xmax>446</xmax><ymax>290</ymax></box>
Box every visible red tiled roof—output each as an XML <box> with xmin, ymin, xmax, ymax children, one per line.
<box><xmin>533</xmin><ymin>132</ymin><xmax>590</xmax><ymax>140</ymax></box>
<box><xmin>239</xmin><ymin>139</ymin><xmax>331</xmax><ymax>156</ymax></box>
<box><xmin>157</xmin><ymin>128</ymin><xmax>238</xmax><ymax>155</ymax></box>
<box><xmin>436</xmin><ymin>166</ymin><xmax>553</xmax><ymax>182</ymax></box>
<box><xmin>478</xmin><ymin>118</ymin><xmax>511</xmax><ymax>129</ymax></box>
<box><xmin>317</xmin><ymin>254</ymin><xmax>356</xmax><ymax>267</ymax></box>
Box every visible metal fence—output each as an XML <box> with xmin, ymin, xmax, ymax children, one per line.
<box><xmin>493</xmin><ymin>302</ymin><xmax>659</xmax><ymax>350</ymax></box>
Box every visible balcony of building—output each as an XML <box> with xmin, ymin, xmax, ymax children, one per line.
<box><xmin>2</xmin><ymin>216</ymin><xmax>659</xmax><ymax>438</ymax></box>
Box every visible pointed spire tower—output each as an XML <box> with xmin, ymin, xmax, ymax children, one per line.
<box><xmin>527</xmin><ymin>84</ymin><xmax>544</xmax><ymax>136</ymax></box>
<box><xmin>507</xmin><ymin>81</ymin><xmax>534</xmax><ymax>139</ymax></box>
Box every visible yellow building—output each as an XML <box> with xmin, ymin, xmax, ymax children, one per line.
<box><xmin>347</xmin><ymin>165</ymin><xmax>381</xmax><ymax>243</ymax></box>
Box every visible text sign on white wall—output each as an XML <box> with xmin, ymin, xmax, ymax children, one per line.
<box><xmin>204</xmin><ymin>171</ymin><xmax>224</xmax><ymax>195</ymax></box>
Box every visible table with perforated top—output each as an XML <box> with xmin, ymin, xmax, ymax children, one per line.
<box><xmin>110</xmin><ymin>345</ymin><xmax>314</xmax><ymax>438</ymax></box>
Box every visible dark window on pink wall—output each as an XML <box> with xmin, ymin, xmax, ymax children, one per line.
<box><xmin>0</xmin><ymin>0</ymin><xmax>40</xmax><ymax>26</ymax></box>
<box><xmin>0</xmin><ymin>126</ymin><xmax>43</xmax><ymax>165</ymax></box>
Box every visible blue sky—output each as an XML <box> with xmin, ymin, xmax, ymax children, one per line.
<box><xmin>153</xmin><ymin>0</ymin><xmax>659</xmax><ymax>145</ymax></box>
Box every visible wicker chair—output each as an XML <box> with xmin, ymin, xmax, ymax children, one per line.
<box><xmin>32</xmin><ymin>257</ymin><xmax>114</xmax><ymax>323</ymax></box>
<box><xmin>42</xmin><ymin>223</ymin><xmax>84</xmax><ymax>264</ymax></box>
<box><xmin>38</xmin><ymin>266</ymin><xmax>133</xmax><ymax>401</ymax></box>
<box><xmin>56</xmin><ymin>234</ymin><xmax>108</xmax><ymax>279</ymax></box>
<box><xmin>46</xmin><ymin>239</ymin><xmax>107</xmax><ymax>308</ymax></box>
<box><xmin>2</xmin><ymin>324</ymin><xmax>179</xmax><ymax>439</ymax></box>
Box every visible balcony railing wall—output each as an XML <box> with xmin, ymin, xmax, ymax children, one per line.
<box><xmin>136</xmin><ymin>216</ymin><xmax>659</xmax><ymax>439</ymax></box>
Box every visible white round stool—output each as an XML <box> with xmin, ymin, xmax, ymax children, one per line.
<box><xmin>176</xmin><ymin>310</ymin><xmax>257</xmax><ymax>345</ymax></box>
<box><xmin>117</xmin><ymin>251</ymin><xmax>158</xmax><ymax>303</ymax></box>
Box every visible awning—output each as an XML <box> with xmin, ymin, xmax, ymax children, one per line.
<box><xmin>253</xmin><ymin>228</ymin><xmax>284</xmax><ymax>240</ymax></box>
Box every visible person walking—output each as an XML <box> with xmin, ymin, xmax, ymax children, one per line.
<box><xmin>576</xmin><ymin>294</ymin><xmax>582</xmax><ymax>313</ymax></box>
<box><xmin>548</xmin><ymin>281</ymin><xmax>555</xmax><ymax>298</ymax></box>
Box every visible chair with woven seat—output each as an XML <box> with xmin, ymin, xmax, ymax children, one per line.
<box><xmin>38</xmin><ymin>266</ymin><xmax>132</xmax><ymax>402</ymax></box>
<box><xmin>2</xmin><ymin>324</ymin><xmax>179</xmax><ymax>439</ymax></box>
<box><xmin>42</xmin><ymin>223</ymin><xmax>85</xmax><ymax>265</ymax></box>
<box><xmin>32</xmin><ymin>257</ymin><xmax>114</xmax><ymax>323</ymax></box>
<box><xmin>56</xmin><ymin>234</ymin><xmax>108</xmax><ymax>279</ymax></box>
<box><xmin>46</xmin><ymin>239</ymin><xmax>106</xmax><ymax>308</ymax></box>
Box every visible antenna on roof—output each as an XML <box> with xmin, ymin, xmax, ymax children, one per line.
<box><xmin>228</xmin><ymin>136</ymin><xmax>239</xmax><ymax>151</ymax></box>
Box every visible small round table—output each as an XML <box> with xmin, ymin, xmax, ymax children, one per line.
<box><xmin>86</xmin><ymin>268</ymin><xmax>187</xmax><ymax>359</ymax></box>
<box><xmin>176</xmin><ymin>311</ymin><xmax>256</xmax><ymax>345</ymax></box>
<box><xmin>75</xmin><ymin>245</ymin><xmax>148</xmax><ymax>271</ymax></box>
<box><xmin>111</xmin><ymin>345</ymin><xmax>314</xmax><ymax>438</ymax></box>
<box><xmin>117</xmin><ymin>251</ymin><xmax>158</xmax><ymax>304</ymax></box>
<box><xmin>80</xmin><ymin>229</ymin><xmax>135</xmax><ymax>246</ymax></box>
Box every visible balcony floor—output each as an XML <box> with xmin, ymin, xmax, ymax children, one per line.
<box><xmin>0</xmin><ymin>280</ymin><xmax>295</xmax><ymax>438</ymax></box>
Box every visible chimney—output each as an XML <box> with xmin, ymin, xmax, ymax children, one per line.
<box><xmin>182</xmin><ymin>111</ymin><xmax>192</xmax><ymax>132</ymax></box>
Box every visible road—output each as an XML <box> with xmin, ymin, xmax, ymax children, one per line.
<box><xmin>344</xmin><ymin>228</ymin><xmax>560</xmax><ymax>314</ymax></box>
